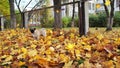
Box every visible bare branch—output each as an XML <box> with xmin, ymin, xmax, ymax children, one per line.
<box><xmin>23</xmin><ymin>0</ymin><xmax>32</xmax><ymax>12</ymax></box>
<box><xmin>28</xmin><ymin>0</ymin><xmax>45</xmax><ymax>21</ymax></box>
<box><xmin>14</xmin><ymin>0</ymin><xmax>22</xmax><ymax>13</ymax></box>
<box><xmin>103</xmin><ymin>0</ymin><xmax>109</xmax><ymax>17</ymax></box>
<box><xmin>14</xmin><ymin>0</ymin><xmax>18</xmax><ymax>6</ymax></box>
<box><xmin>110</xmin><ymin>0</ymin><xmax>115</xmax><ymax>17</ymax></box>
<box><xmin>18</xmin><ymin>0</ymin><xmax>21</xmax><ymax>6</ymax></box>
<box><xmin>31</xmin><ymin>1</ymin><xmax>41</xmax><ymax>10</ymax></box>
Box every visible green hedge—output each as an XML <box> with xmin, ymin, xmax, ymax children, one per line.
<box><xmin>89</xmin><ymin>13</ymin><xmax>107</xmax><ymax>27</ymax></box>
<box><xmin>30</xmin><ymin>12</ymin><xmax>120</xmax><ymax>28</ymax></box>
<box><xmin>42</xmin><ymin>17</ymin><xmax>78</xmax><ymax>28</ymax></box>
<box><xmin>62</xmin><ymin>17</ymin><xmax>71</xmax><ymax>27</ymax></box>
<box><xmin>113</xmin><ymin>12</ymin><xmax>120</xmax><ymax>27</ymax></box>
<box><xmin>89</xmin><ymin>12</ymin><xmax>120</xmax><ymax>27</ymax></box>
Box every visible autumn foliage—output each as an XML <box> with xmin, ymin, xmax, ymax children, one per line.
<box><xmin>0</xmin><ymin>28</ymin><xmax>120</xmax><ymax>68</ymax></box>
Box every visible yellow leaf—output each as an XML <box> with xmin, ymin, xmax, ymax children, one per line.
<box><xmin>75</xmin><ymin>50</ymin><xmax>81</xmax><ymax>59</ymax></box>
<box><xmin>85</xmin><ymin>53</ymin><xmax>91</xmax><ymax>58</ymax></box>
<box><xmin>58</xmin><ymin>35</ymin><xmax>64</xmax><ymax>41</ymax></box>
<box><xmin>1</xmin><ymin>61</ymin><xmax>12</xmax><ymax>65</ymax></box>
<box><xmin>47</xmin><ymin>36</ymin><xmax>52</xmax><ymax>40</ymax></box>
<box><xmin>49</xmin><ymin>47</ymin><xmax>55</xmax><ymax>51</ymax></box>
<box><xmin>5</xmin><ymin>55</ymin><xmax>13</xmax><ymax>62</ymax></box>
<box><xmin>17</xmin><ymin>54</ymin><xmax>26</xmax><ymax>59</ymax></box>
<box><xmin>1</xmin><ymin>55</ymin><xmax>7</xmax><ymax>59</ymax></box>
<box><xmin>59</xmin><ymin>54</ymin><xmax>69</xmax><ymax>63</ymax></box>
<box><xmin>21</xmin><ymin>47</ymin><xmax>27</xmax><ymax>54</ymax></box>
<box><xmin>96</xmin><ymin>34</ymin><xmax>104</xmax><ymax>40</ymax></box>
<box><xmin>46</xmin><ymin>41</ymin><xmax>52</xmax><ymax>45</ymax></box>
<box><xmin>18</xmin><ymin>61</ymin><xmax>26</xmax><ymax>66</ymax></box>
<box><xmin>81</xmin><ymin>41</ymin><xmax>86</xmax><ymax>45</ymax></box>
<box><xmin>65</xmin><ymin>43</ymin><xmax>75</xmax><ymax>50</ymax></box>
<box><xmin>28</xmin><ymin>49</ymin><xmax>38</xmax><ymax>57</ymax></box>
<box><xmin>96</xmin><ymin>3</ymin><xmax>101</xmax><ymax>8</ymax></box>
<box><xmin>69</xmin><ymin>33</ymin><xmax>75</xmax><ymax>39</ymax></box>
<box><xmin>31</xmin><ymin>44</ymin><xmax>37</xmax><ymax>48</ymax></box>
<box><xmin>45</xmin><ymin>50</ymin><xmax>52</xmax><ymax>55</ymax></box>
<box><xmin>105</xmin><ymin>0</ymin><xmax>110</xmax><ymax>6</ymax></box>
<box><xmin>84</xmin><ymin>45</ymin><xmax>91</xmax><ymax>51</ymax></box>
<box><xmin>102</xmin><ymin>60</ymin><xmax>114</xmax><ymax>68</ymax></box>
<box><xmin>84</xmin><ymin>60</ymin><xmax>91</xmax><ymax>68</ymax></box>
<box><xmin>17</xmin><ymin>24</ymin><xmax>20</xmax><ymax>27</ymax></box>
<box><xmin>34</xmin><ymin>55</ymin><xmax>41</xmax><ymax>60</ymax></box>
<box><xmin>63</xmin><ymin>60</ymin><xmax>73</xmax><ymax>68</ymax></box>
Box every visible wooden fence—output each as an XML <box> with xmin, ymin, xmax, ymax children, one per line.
<box><xmin>0</xmin><ymin>1</ymin><xmax>89</xmax><ymax>36</ymax></box>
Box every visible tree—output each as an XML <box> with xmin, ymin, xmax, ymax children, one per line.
<box><xmin>15</xmin><ymin>0</ymin><xmax>45</xmax><ymax>28</ymax></box>
<box><xmin>103</xmin><ymin>0</ymin><xmax>115</xmax><ymax>31</ymax></box>
<box><xmin>8</xmin><ymin>0</ymin><xmax>16</xmax><ymax>28</ymax></box>
<box><xmin>40</xmin><ymin>0</ymin><xmax>52</xmax><ymax>27</ymax></box>
<box><xmin>71</xmin><ymin>0</ymin><xmax>75</xmax><ymax>27</ymax></box>
<box><xmin>62</xmin><ymin>0</ymin><xmax>69</xmax><ymax>16</ymax></box>
<box><xmin>14</xmin><ymin>0</ymin><xmax>33</xmax><ymax>27</ymax></box>
<box><xmin>0</xmin><ymin>0</ymin><xmax>10</xmax><ymax>15</ymax></box>
<box><xmin>53</xmin><ymin>0</ymin><xmax>62</xmax><ymax>29</ymax></box>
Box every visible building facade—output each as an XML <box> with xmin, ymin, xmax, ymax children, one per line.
<box><xmin>88</xmin><ymin>0</ymin><xmax>120</xmax><ymax>13</ymax></box>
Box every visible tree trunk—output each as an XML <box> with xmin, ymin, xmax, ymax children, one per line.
<box><xmin>103</xmin><ymin>0</ymin><xmax>115</xmax><ymax>31</ymax></box>
<box><xmin>8</xmin><ymin>0</ymin><xmax>16</xmax><ymax>28</ymax></box>
<box><xmin>21</xmin><ymin>12</ymin><xmax>25</xmax><ymax>28</ymax></box>
<box><xmin>78</xmin><ymin>1</ymin><xmax>85</xmax><ymax>36</ymax></box>
<box><xmin>53</xmin><ymin>0</ymin><xmax>62</xmax><ymax>29</ymax></box>
<box><xmin>66</xmin><ymin>5</ymin><xmax>69</xmax><ymax>16</ymax></box>
<box><xmin>71</xmin><ymin>0</ymin><xmax>75</xmax><ymax>27</ymax></box>
<box><xmin>64</xmin><ymin>0</ymin><xmax>69</xmax><ymax>16</ymax></box>
<box><xmin>106</xmin><ymin>0</ymin><xmax>115</xmax><ymax>31</ymax></box>
<box><xmin>106</xmin><ymin>17</ymin><xmax>113</xmax><ymax>31</ymax></box>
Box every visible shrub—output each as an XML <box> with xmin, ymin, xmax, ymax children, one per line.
<box><xmin>89</xmin><ymin>13</ymin><xmax>107</xmax><ymax>27</ymax></box>
<box><xmin>62</xmin><ymin>17</ymin><xmax>71</xmax><ymax>27</ymax></box>
<box><xmin>97</xmin><ymin>13</ymin><xmax>107</xmax><ymax>27</ymax></box>
<box><xmin>89</xmin><ymin>14</ymin><xmax>99</xmax><ymax>27</ymax></box>
<box><xmin>113</xmin><ymin>12</ymin><xmax>120</xmax><ymax>27</ymax></box>
<box><xmin>67</xmin><ymin>17</ymin><xmax>79</xmax><ymax>27</ymax></box>
<box><xmin>42</xmin><ymin>17</ymin><xmax>54</xmax><ymax>28</ymax></box>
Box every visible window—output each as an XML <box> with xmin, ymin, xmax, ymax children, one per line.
<box><xmin>92</xmin><ymin>3</ymin><xmax>94</xmax><ymax>10</ymax></box>
<box><xmin>116</xmin><ymin>0</ymin><xmax>120</xmax><ymax>7</ymax></box>
<box><xmin>88</xmin><ymin>3</ymin><xmax>91</xmax><ymax>10</ymax></box>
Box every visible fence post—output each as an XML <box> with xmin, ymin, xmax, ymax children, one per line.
<box><xmin>21</xmin><ymin>12</ymin><xmax>25</xmax><ymax>28</ymax></box>
<box><xmin>0</xmin><ymin>16</ymin><xmax>4</xmax><ymax>31</ymax></box>
<box><xmin>84</xmin><ymin>1</ymin><xmax>89</xmax><ymax>35</ymax></box>
<box><xmin>78</xmin><ymin>1</ymin><xmax>89</xmax><ymax>36</ymax></box>
<box><xmin>24</xmin><ymin>12</ymin><xmax>28</xmax><ymax>28</ymax></box>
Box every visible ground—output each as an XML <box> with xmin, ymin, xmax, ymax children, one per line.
<box><xmin>0</xmin><ymin>28</ymin><xmax>120</xmax><ymax>68</ymax></box>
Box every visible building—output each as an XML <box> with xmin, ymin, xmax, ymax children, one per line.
<box><xmin>61</xmin><ymin>0</ymin><xmax>120</xmax><ymax>16</ymax></box>
<box><xmin>88</xmin><ymin>0</ymin><xmax>120</xmax><ymax>13</ymax></box>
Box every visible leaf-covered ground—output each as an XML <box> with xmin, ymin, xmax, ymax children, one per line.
<box><xmin>0</xmin><ymin>28</ymin><xmax>120</xmax><ymax>68</ymax></box>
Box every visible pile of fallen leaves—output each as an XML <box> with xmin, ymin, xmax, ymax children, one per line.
<box><xmin>0</xmin><ymin>28</ymin><xmax>120</xmax><ymax>68</ymax></box>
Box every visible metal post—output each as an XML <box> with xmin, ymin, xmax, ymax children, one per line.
<box><xmin>0</xmin><ymin>17</ymin><xmax>1</xmax><ymax>31</ymax></box>
<box><xmin>0</xmin><ymin>16</ymin><xmax>4</xmax><ymax>31</ymax></box>
<box><xmin>78</xmin><ymin>1</ymin><xmax>89</xmax><ymax>36</ymax></box>
<box><xmin>24</xmin><ymin>12</ymin><xmax>28</xmax><ymax>28</ymax></box>
<box><xmin>84</xmin><ymin>1</ymin><xmax>89</xmax><ymax>35</ymax></box>
<box><xmin>78</xmin><ymin>1</ymin><xmax>85</xmax><ymax>36</ymax></box>
<box><xmin>21</xmin><ymin>12</ymin><xmax>25</xmax><ymax>28</ymax></box>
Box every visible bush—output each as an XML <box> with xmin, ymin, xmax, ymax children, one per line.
<box><xmin>89</xmin><ymin>14</ymin><xmax>99</xmax><ymax>27</ymax></box>
<box><xmin>67</xmin><ymin>17</ymin><xmax>79</xmax><ymax>27</ymax></box>
<box><xmin>89</xmin><ymin>13</ymin><xmax>107</xmax><ymax>27</ymax></box>
<box><xmin>62</xmin><ymin>17</ymin><xmax>71</xmax><ymax>27</ymax></box>
<box><xmin>73</xmin><ymin>17</ymin><xmax>79</xmax><ymax>27</ymax></box>
<box><xmin>97</xmin><ymin>13</ymin><xmax>107</xmax><ymax>27</ymax></box>
<box><xmin>113</xmin><ymin>12</ymin><xmax>120</xmax><ymax>27</ymax></box>
<box><xmin>42</xmin><ymin>17</ymin><xmax>54</xmax><ymax>28</ymax></box>
<box><xmin>41</xmin><ymin>12</ymin><xmax>120</xmax><ymax>28</ymax></box>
